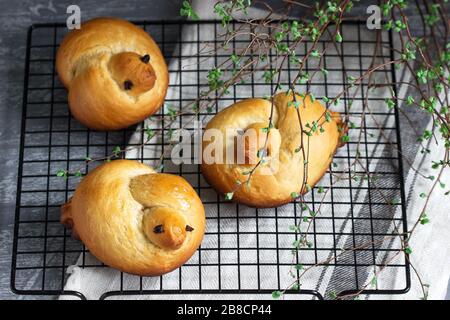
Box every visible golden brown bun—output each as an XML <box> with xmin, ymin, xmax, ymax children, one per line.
<box><xmin>56</xmin><ymin>17</ymin><xmax>169</xmax><ymax>130</ymax></box>
<box><xmin>61</xmin><ymin>160</ymin><xmax>205</xmax><ymax>276</ymax></box>
<box><xmin>201</xmin><ymin>93</ymin><xmax>344</xmax><ymax>208</ymax></box>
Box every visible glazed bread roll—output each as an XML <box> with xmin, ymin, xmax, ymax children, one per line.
<box><xmin>201</xmin><ymin>93</ymin><xmax>344</xmax><ymax>208</ymax></box>
<box><xmin>61</xmin><ymin>160</ymin><xmax>205</xmax><ymax>276</ymax></box>
<box><xmin>56</xmin><ymin>17</ymin><xmax>169</xmax><ymax>130</ymax></box>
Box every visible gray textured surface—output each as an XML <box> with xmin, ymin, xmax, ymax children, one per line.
<box><xmin>0</xmin><ymin>0</ymin><xmax>448</xmax><ymax>300</ymax></box>
<box><xmin>0</xmin><ymin>0</ymin><xmax>182</xmax><ymax>300</ymax></box>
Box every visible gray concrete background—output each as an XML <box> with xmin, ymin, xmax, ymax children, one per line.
<box><xmin>0</xmin><ymin>0</ymin><xmax>448</xmax><ymax>300</ymax></box>
<box><xmin>0</xmin><ymin>0</ymin><xmax>183</xmax><ymax>300</ymax></box>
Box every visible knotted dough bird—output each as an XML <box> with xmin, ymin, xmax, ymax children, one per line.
<box><xmin>61</xmin><ymin>160</ymin><xmax>205</xmax><ymax>276</ymax></box>
<box><xmin>56</xmin><ymin>17</ymin><xmax>169</xmax><ymax>130</ymax></box>
<box><xmin>201</xmin><ymin>93</ymin><xmax>345</xmax><ymax>208</ymax></box>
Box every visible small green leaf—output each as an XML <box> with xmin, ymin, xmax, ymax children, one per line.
<box><xmin>225</xmin><ymin>192</ymin><xmax>234</xmax><ymax>200</ymax></box>
<box><xmin>298</xmin><ymin>72</ymin><xmax>309</xmax><ymax>84</ymax></box>
<box><xmin>420</xmin><ymin>214</ymin><xmax>430</xmax><ymax>225</ymax></box>
<box><xmin>371</xmin><ymin>276</ymin><xmax>378</xmax><ymax>286</ymax></box>
<box><xmin>385</xmin><ymin>98</ymin><xmax>395</xmax><ymax>110</ymax></box>
<box><xmin>262</xmin><ymin>70</ymin><xmax>277</xmax><ymax>84</ymax></box>
<box><xmin>406</xmin><ymin>96</ymin><xmax>414</xmax><ymax>106</ymax></box>
<box><xmin>230</xmin><ymin>53</ymin><xmax>240</xmax><ymax>65</ymax></box>
<box><xmin>145</xmin><ymin>126</ymin><xmax>155</xmax><ymax>141</ymax></box>
<box><xmin>348</xmin><ymin>75</ymin><xmax>356</xmax><ymax>84</ymax></box>
<box><xmin>404</xmin><ymin>247</ymin><xmax>412</xmax><ymax>254</ymax></box>
<box><xmin>274</xmin><ymin>31</ymin><xmax>284</xmax><ymax>42</ymax></box>
<box><xmin>207</xmin><ymin>67</ymin><xmax>224</xmax><ymax>90</ymax></box>
<box><xmin>214</xmin><ymin>2</ymin><xmax>232</xmax><ymax>27</ymax></box>
<box><xmin>329</xmin><ymin>291</ymin><xmax>338</xmax><ymax>299</ymax></box>
<box><xmin>335</xmin><ymin>32</ymin><xmax>343</xmax><ymax>42</ymax></box>
<box><xmin>112</xmin><ymin>146</ymin><xmax>121</xmax><ymax>157</ymax></box>
<box><xmin>272</xmin><ymin>290</ymin><xmax>282</xmax><ymax>299</ymax></box>
<box><xmin>311</xmin><ymin>49</ymin><xmax>320</xmax><ymax>58</ymax></box>
<box><xmin>260</xmin><ymin>122</ymin><xmax>274</xmax><ymax>133</ymax></box>
<box><xmin>179</xmin><ymin>0</ymin><xmax>199</xmax><ymax>20</ymax></box>
<box><xmin>384</xmin><ymin>20</ymin><xmax>393</xmax><ymax>30</ymax></box>
<box><xmin>56</xmin><ymin>169</ymin><xmax>67</xmax><ymax>178</ymax></box>
<box><xmin>389</xmin><ymin>199</ymin><xmax>400</xmax><ymax>205</ymax></box>
<box><xmin>291</xmin><ymin>283</ymin><xmax>300</xmax><ymax>290</ymax></box>
<box><xmin>191</xmin><ymin>103</ymin><xmax>199</xmax><ymax>112</ymax></box>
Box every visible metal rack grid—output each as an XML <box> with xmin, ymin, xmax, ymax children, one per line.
<box><xmin>11</xmin><ymin>20</ymin><xmax>410</xmax><ymax>300</ymax></box>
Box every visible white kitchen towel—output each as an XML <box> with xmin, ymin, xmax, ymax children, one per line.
<box><xmin>60</xmin><ymin>0</ymin><xmax>449</xmax><ymax>300</ymax></box>
<box><xmin>370</xmin><ymin>117</ymin><xmax>450</xmax><ymax>300</ymax></box>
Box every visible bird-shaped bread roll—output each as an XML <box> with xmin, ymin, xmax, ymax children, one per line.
<box><xmin>56</xmin><ymin>17</ymin><xmax>169</xmax><ymax>130</ymax></box>
<box><xmin>201</xmin><ymin>93</ymin><xmax>345</xmax><ymax>208</ymax></box>
<box><xmin>61</xmin><ymin>160</ymin><xmax>205</xmax><ymax>276</ymax></box>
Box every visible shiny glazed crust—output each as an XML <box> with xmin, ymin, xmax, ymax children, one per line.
<box><xmin>201</xmin><ymin>93</ymin><xmax>344</xmax><ymax>208</ymax></box>
<box><xmin>56</xmin><ymin>17</ymin><xmax>169</xmax><ymax>130</ymax></box>
<box><xmin>61</xmin><ymin>160</ymin><xmax>205</xmax><ymax>276</ymax></box>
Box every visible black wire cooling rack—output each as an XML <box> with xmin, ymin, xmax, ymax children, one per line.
<box><xmin>11</xmin><ymin>20</ymin><xmax>410</xmax><ymax>300</ymax></box>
